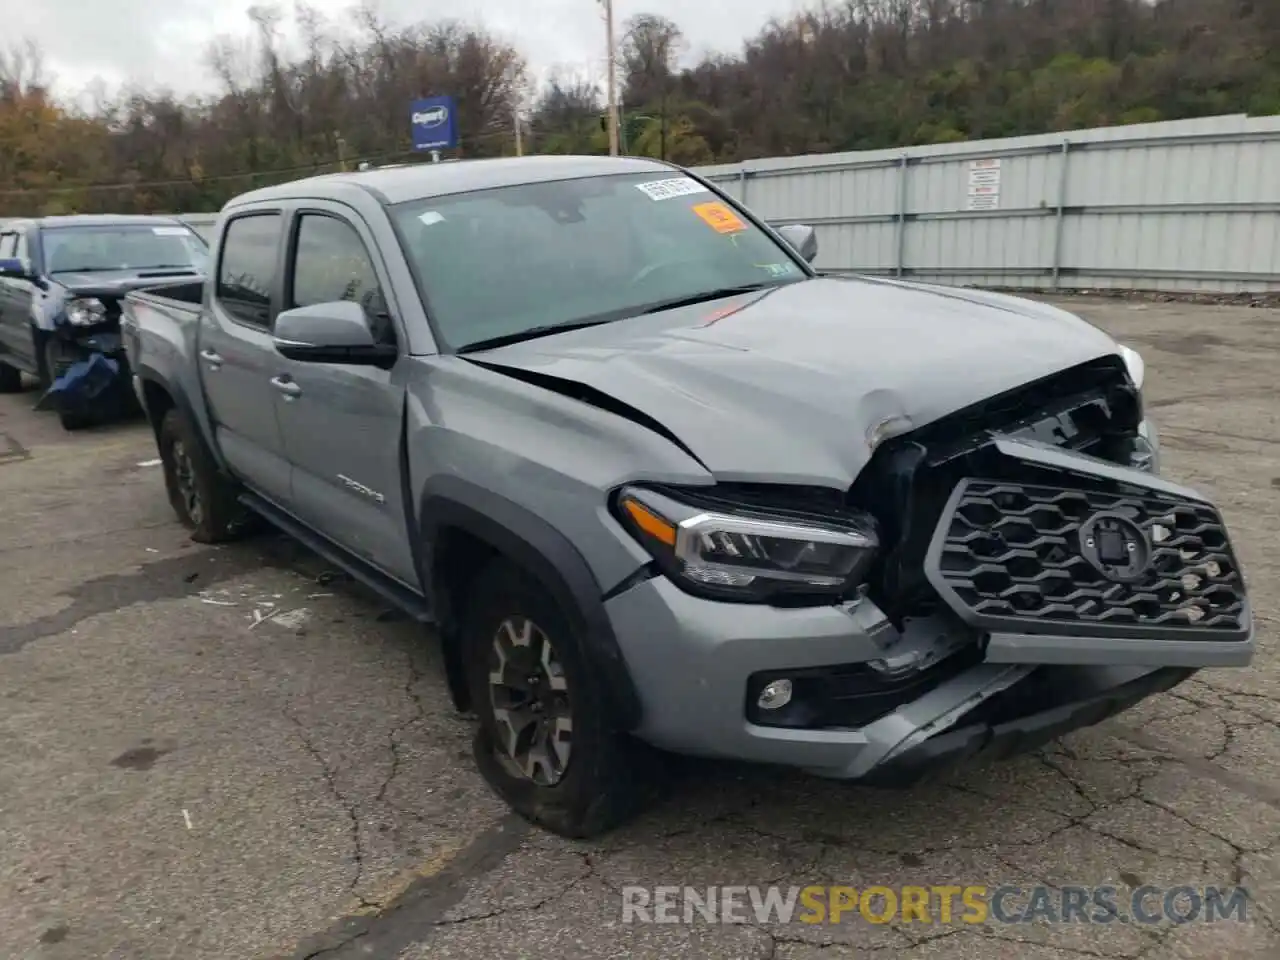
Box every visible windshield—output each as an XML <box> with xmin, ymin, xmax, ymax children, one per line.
<box><xmin>388</xmin><ymin>172</ymin><xmax>806</xmax><ymax>351</ymax></box>
<box><xmin>41</xmin><ymin>224</ymin><xmax>209</xmax><ymax>275</ymax></box>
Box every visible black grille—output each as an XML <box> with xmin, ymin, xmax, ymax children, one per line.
<box><xmin>924</xmin><ymin>479</ymin><xmax>1250</xmax><ymax>641</ymax></box>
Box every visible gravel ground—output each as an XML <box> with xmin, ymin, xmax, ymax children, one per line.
<box><xmin>0</xmin><ymin>295</ymin><xmax>1276</xmax><ymax>960</ymax></box>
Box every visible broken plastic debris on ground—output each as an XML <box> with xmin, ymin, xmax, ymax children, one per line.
<box><xmin>33</xmin><ymin>354</ymin><xmax>120</xmax><ymax>412</ymax></box>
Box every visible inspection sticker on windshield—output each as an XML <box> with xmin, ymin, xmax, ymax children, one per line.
<box><xmin>691</xmin><ymin>201</ymin><xmax>746</xmax><ymax>234</ymax></box>
<box><xmin>635</xmin><ymin>177</ymin><xmax>709</xmax><ymax>201</ymax></box>
<box><xmin>152</xmin><ymin>226</ymin><xmax>190</xmax><ymax>236</ymax></box>
<box><xmin>417</xmin><ymin>211</ymin><xmax>445</xmax><ymax>226</ymax></box>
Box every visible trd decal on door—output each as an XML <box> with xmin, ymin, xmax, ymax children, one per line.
<box><xmin>337</xmin><ymin>474</ymin><xmax>386</xmax><ymax>504</ymax></box>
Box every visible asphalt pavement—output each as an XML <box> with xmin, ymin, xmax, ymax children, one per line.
<box><xmin>0</xmin><ymin>295</ymin><xmax>1278</xmax><ymax>960</ymax></box>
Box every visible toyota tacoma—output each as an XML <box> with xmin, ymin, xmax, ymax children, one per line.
<box><xmin>120</xmin><ymin>156</ymin><xmax>1254</xmax><ymax>837</ymax></box>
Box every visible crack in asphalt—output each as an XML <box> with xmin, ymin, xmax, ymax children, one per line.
<box><xmin>283</xmin><ymin>705</ymin><xmax>375</xmax><ymax>911</ymax></box>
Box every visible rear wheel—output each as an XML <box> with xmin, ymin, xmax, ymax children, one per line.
<box><xmin>463</xmin><ymin>560</ymin><xmax>664</xmax><ymax>838</ymax></box>
<box><xmin>157</xmin><ymin>407</ymin><xmax>257</xmax><ymax>542</ymax></box>
<box><xmin>0</xmin><ymin>362</ymin><xmax>22</xmax><ymax>393</ymax></box>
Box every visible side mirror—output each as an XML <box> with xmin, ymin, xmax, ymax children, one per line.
<box><xmin>0</xmin><ymin>257</ymin><xmax>33</xmax><ymax>280</ymax></box>
<box><xmin>272</xmin><ymin>300</ymin><xmax>396</xmax><ymax>367</ymax></box>
<box><xmin>776</xmin><ymin>224</ymin><xmax>818</xmax><ymax>264</ymax></box>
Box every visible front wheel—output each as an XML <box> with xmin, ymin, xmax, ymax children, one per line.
<box><xmin>463</xmin><ymin>561</ymin><xmax>664</xmax><ymax>838</ymax></box>
<box><xmin>157</xmin><ymin>407</ymin><xmax>257</xmax><ymax>543</ymax></box>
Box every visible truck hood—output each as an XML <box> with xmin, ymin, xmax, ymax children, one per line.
<box><xmin>53</xmin><ymin>269</ymin><xmax>204</xmax><ymax>300</ymax></box>
<box><xmin>471</xmin><ymin>276</ymin><xmax>1122</xmax><ymax>487</ymax></box>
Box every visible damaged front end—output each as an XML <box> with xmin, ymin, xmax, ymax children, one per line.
<box><xmin>816</xmin><ymin>353</ymin><xmax>1251</xmax><ymax>781</ymax></box>
<box><xmin>615</xmin><ymin>354</ymin><xmax>1251</xmax><ymax>783</ymax></box>
<box><xmin>34</xmin><ymin>297</ymin><xmax>135</xmax><ymax>425</ymax></box>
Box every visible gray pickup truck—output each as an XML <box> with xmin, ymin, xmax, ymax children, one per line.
<box><xmin>121</xmin><ymin>155</ymin><xmax>1253</xmax><ymax>838</ymax></box>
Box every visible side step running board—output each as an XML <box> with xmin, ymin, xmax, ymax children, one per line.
<box><xmin>238</xmin><ymin>491</ymin><xmax>435</xmax><ymax>624</ymax></box>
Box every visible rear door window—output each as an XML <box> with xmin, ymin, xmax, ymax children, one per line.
<box><xmin>217</xmin><ymin>213</ymin><xmax>283</xmax><ymax>328</ymax></box>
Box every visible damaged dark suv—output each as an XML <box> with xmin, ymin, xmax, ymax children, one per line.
<box><xmin>0</xmin><ymin>215</ymin><xmax>208</xmax><ymax>429</ymax></box>
<box><xmin>123</xmin><ymin>156</ymin><xmax>1254</xmax><ymax>839</ymax></box>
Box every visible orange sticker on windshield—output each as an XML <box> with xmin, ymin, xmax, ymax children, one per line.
<box><xmin>691</xmin><ymin>202</ymin><xmax>746</xmax><ymax>234</ymax></box>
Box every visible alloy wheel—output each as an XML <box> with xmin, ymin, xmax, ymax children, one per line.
<box><xmin>487</xmin><ymin>616</ymin><xmax>573</xmax><ymax>786</ymax></box>
<box><xmin>170</xmin><ymin>440</ymin><xmax>203</xmax><ymax>527</ymax></box>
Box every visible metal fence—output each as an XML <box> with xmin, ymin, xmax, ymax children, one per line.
<box><xmin>12</xmin><ymin>113</ymin><xmax>1280</xmax><ymax>294</ymax></box>
<box><xmin>694</xmin><ymin>113</ymin><xmax>1280</xmax><ymax>294</ymax></box>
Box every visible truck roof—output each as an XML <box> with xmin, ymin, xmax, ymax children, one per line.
<box><xmin>226</xmin><ymin>154</ymin><xmax>680</xmax><ymax>209</ymax></box>
<box><xmin>5</xmin><ymin>214</ymin><xmax>189</xmax><ymax>231</ymax></box>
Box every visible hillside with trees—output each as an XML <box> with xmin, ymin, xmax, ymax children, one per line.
<box><xmin>2</xmin><ymin>0</ymin><xmax>1278</xmax><ymax>216</ymax></box>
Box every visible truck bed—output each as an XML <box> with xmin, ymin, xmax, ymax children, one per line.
<box><xmin>127</xmin><ymin>280</ymin><xmax>205</xmax><ymax>313</ymax></box>
<box><xmin>120</xmin><ymin>281</ymin><xmax>207</xmax><ymax>409</ymax></box>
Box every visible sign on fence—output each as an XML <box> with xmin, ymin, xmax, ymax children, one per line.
<box><xmin>966</xmin><ymin>158</ymin><xmax>1002</xmax><ymax>211</ymax></box>
<box><xmin>410</xmin><ymin>96</ymin><xmax>458</xmax><ymax>152</ymax></box>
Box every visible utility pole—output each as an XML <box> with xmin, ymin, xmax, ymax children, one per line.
<box><xmin>513</xmin><ymin>105</ymin><xmax>523</xmax><ymax>156</ymax></box>
<box><xmin>600</xmin><ymin>0</ymin><xmax>620</xmax><ymax>155</ymax></box>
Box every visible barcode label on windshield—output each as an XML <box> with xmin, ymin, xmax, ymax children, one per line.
<box><xmin>635</xmin><ymin>178</ymin><xmax>710</xmax><ymax>201</ymax></box>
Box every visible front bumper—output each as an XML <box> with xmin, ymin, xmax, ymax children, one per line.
<box><xmin>858</xmin><ymin>664</ymin><xmax>1191</xmax><ymax>787</ymax></box>
<box><xmin>603</xmin><ymin>442</ymin><xmax>1251</xmax><ymax>782</ymax></box>
<box><xmin>41</xmin><ymin>330</ymin><xmax>133</xmax><ymax>412</ymax></box>
<box><xmin>607</xmin><ymin>578</ymin><xmax>1236</xmax><ymax>780</ymax></box>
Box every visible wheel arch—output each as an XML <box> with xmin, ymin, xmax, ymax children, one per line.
<box><xmin>133</xmin><ymin>364</ymin><xmax>227</xmax><ymax>472</ymax></box>
<box><xmin>419</xmin><ymin>476</ymin><xmax>643</xmax><ymax>732</ymax></box>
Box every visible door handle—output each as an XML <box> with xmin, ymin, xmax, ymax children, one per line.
<box><xmin>200</xmin><ymin>348</ymin><xmax>223</xmax><ymax>367</ymax></box>
<box><xmin>270</xmin><ymin>375</ymin><xmax>302</xmax><ymax>398</ymax></box>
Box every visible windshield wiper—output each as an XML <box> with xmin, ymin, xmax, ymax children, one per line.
<box><xmin>638</xmin><ymin>282</ymin><xmax>775</xmax><ymax>315</ymax></box>
<box><xmin>456</xmin><ymin>318</ymin><xmax>616</xmax><ymax>353</ymax></box>
<box><xmin>455</xmin><ymin>282</ymin><xmax>784</xmax><ymax>354</ymax></box>
<box><xmin>48</xmin><ymin>266</ymin><xmax>123</xmax><ymax>274</ymax></box>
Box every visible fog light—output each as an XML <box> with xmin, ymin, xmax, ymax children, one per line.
<box><xmin>757</xmin><ymin>679</ymin><xmax>793</xmax><ymax>710</ymax></box>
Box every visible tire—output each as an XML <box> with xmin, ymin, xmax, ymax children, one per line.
<box><xmin>157</xmin><ymin>407</ymin><xmax>256</xmax><ymax>543</ymax></box>
<box><xmin>0</xmin><ymin>362</ymin><xmax>22</xmax><ymax>393</ymax></box>
<box><xmin>40</xmin><ymin>337</ymin><xmax>60</xmax><ymax>389</ymax></box>
<box><xmin>463</xmin><ymin>560</ymin><xmax>665</xmax><ymax>838</ymax></box>
<box><xmin>57</xmin><ymin>408</ymin><xmax>94</xmax><ymax>431</ymax></box>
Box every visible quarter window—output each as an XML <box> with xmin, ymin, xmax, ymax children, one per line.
<box><xmin>0</xmin><ymin>234</ymin><xmax>15</xmax><ymax>258</ymax></box>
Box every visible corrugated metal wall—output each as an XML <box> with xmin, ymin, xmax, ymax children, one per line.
<box><xmin>13</xmin><ymin>114</ymin><xmax>1280</xmax><ymax>293</ymax></box>
<box><xmin>694</xmin><ymin>114</ymin><xmax>1280</xmax><ymax>293</ymax></box>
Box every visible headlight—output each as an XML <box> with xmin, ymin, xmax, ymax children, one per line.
<box><xmin>65</xmin><ymin>297</ymin><xmax>107</xmax><ymax>326</ymax></box>
<box><xmin>1118</xmin><ymin>343</ymin><xmax>1145</xmax><ymax>391</ymax></box>
<box><xmin>614</xmin><ymin>485</ymin><xmax>879</xmax><ymax>603</ymax></box>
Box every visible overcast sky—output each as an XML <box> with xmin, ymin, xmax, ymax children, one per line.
<box><xmin>14</xmin><ymin>0</ymin><xmax>805</xmax><ymax>103</ymax></box>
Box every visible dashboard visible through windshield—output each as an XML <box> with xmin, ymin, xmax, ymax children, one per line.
<box><xmin>389</xmin><ymin>172</ymin><xmax>807</xmax><ymax>351</ymax></box>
